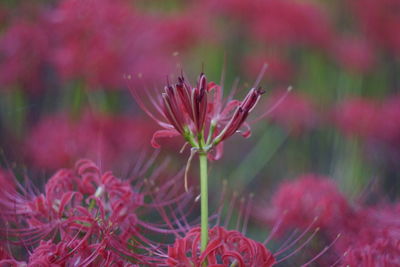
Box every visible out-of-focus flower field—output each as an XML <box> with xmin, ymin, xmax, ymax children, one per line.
<box><xmin>0</xmin><ymin>0</ymin><xmax>399</xmax><ymax>266</ymax></box>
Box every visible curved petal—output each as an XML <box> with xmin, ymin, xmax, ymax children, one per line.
<box><xmin>151</xmin><ymin>129</ymin><xmax>180</xmax><ymax>148</ymax></box>
<box><xmin>238</xmin><ymin>122</ymin><xmax>252</xmax><ymax>138</ymax></box>
<box><xmin>208</xmin><ymin>142</ymin><xmax>224</xmax><ymax>161</ymax></box>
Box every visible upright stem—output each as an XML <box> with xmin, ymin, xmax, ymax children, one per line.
<box><xmin>199</xmin><ymin>152</ymin><xmax>208</xmax><ymax>252</ymax></box>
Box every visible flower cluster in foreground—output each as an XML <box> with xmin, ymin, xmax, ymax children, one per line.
<box><xmin>1</xmin><ymin>160</ymin><xmax>398</xmax><ymax>266</ymax></box>
<box><xmin>0</xmin><ymin>159</ymin><xmax>281</xmax><ymax>267</ymax></box>
<box><xmin>0</xmin><ymin>159</ymin><xmax>185</xmax><ymax>266</ymax></box>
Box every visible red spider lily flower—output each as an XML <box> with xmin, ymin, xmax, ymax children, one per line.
<box><xmin>332</xmin><ymin>97</ymin><xmax>379</xmax><ymax>139</ymax></box>
<box><xmin>265</xmin><ymin>90</ymin><xmax>317</xmax><ymax>135</ymax></box>
<box><xmin>244</xmin><ymin>54</ymin><xmax>294</xmax><ymax>83</ymax></box>
<box><xmin>166</xmin><ymin>226</ymin><xmax>275</xmax><ymax>267</ymax></box>
<box><xmin>256</xmin><ymin>174</ymin><xmax>351</xmax><ymax>232</ymax></box>
<box><xmin>0</xmin><ymin>18</ymin><xmax>49</xmax><ymax>93</ymax></box>
<box><xmin>49</xmin><ymin>0</ymin><xmax>209</xmax><ymax>90</ymax></box>
<box><xmin>26</xmin><ymin>234</ymin><xmax>146</xmax><ymax>266</ymax></box>
<box><xmin>333</xmin><ymin>36</ymin><xmax>375</xmax><ymax>74</ymax></box>
<box><xmin>210</xmin><ymin>0</ymin><xmax>334</xmax><ymax>50</ymax></box>
<box><xmin>334</xmin><ymin>204</ymin><xmax>400</xmax><ymax>266</ymax></box>
<box><xmin>0</xmin><ymin>159</ymin><xmax>187</xmax><ymax>265</ymax></box>
<box><xmin>350</xmin><ymin>0</ymin><xmax>400</xmax><ymax>57</ymax></box>
<box><xmin>24</xmin><ymin>111</ymin><xmax>155</xmax><ymax>170</ymax></box>
<box><xmin>130</xmin><ymin>71</ymin><xmax>265</xmax><ymax>160</ymax></box>
<box><xmin>342</xmin><ymin>239</ymin><xmax>400</xmax><ymax>267</ymax></box>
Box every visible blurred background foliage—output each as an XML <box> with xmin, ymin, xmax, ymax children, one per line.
<box><xmin>0</xmin><ymin>0</ymin><xmax>399</xmax><ymax>210</ymax></box>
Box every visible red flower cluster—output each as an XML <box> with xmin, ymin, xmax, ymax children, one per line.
<box><xmin>265</xmin><ymin>90</ymin><xmax>317</xmax><ymax>134</ymax></box>
<box><xmin>210</xmin><ymin>0</ymin><xmax>333</xmax><ymax>49</ymax></box>
<box><xmin>265</xmin><ymin>174</ymin><xmax>351</xmax><ymax>232</ymax></box>
<box><xmin>207</xmin><ymin>0</ymin><xmax>339</xmax><ymax>81</ymax></box>
<box><xmin>49</xmin><ymin>0</ymin><xmax>174</xmax><ymax>89</ymax></box>
<box><xmin>350</xmin><ymin>0</ymin><xmax>400</xmax><ymax>57</ymax></box>
<box><xmin>0</xmin><ymin>159</ymin><xmax>178</xmax><ymax>266</ymax></box>
<box><xmin>340</xmin><ymin>204</ymin><xmax>400</xmax><ymax>266</ymax></box>
<box><xmin>244</xmin><ymin>54</ymin><xmax>294</xmax><ymax>83</ymax></box>
<box><xmin>333</xmin><ymin>97</ymin><xmax>379</xmax><ymax>139</ymax></box>
<box><xmin>0</xmin><ymin>17</ymin><xmax>49</xmax><ymax>93</ymax></box>
<box><xmin>333</xmin><ymin>96</ymin><xmax>400</xmax><ymax>164</ymax></box>
<box><xmin>0</xmin><ymin>0</ymin><xmax>209</xmax><ymax>92</ymax></box>
<box><xmin>333</xmin><ymin>37</ymin><xmax>375</xmax><ymax>73</ymax></box>
<box><xmin>256</xmin><ymin>174</ymin><xmax>400</xmax><ymax>265</ymax></box>
<box><xmin>167</xmin><ymin>226</ymin><xmax>275</xmax><ymax>267</ymax></box>
<box><xmin>24</xmin><ymin>111</ymin><xmax>154</xmax><ymax>170</ymax></box>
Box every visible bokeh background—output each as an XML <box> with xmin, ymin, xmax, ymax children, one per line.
<box><xmin>0</xmin><ymin>0</ymin><xmax>400</xmax><ymax>264</ymax></box>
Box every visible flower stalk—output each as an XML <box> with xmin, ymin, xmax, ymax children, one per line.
<box><xmin>199</xmin><ymin>152</ymin><xmax>208</xmax><ymax>252</ymax></box>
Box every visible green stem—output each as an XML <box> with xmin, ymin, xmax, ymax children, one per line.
<box><xmin>199</xmin><ymin>152</ymin><xmax>208</xmax><ymax>252</ymax></box>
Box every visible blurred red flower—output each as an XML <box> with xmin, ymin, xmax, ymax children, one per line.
<box><xmin>265</xmin><ymin>90</ymin><xmax>317</xmax><ymax>134</ymax></box>
<box><xmin>333</xmin><ymin>37</ymin><xmax>375</xmax><ymax>73</ymax></box>
<box><xmin>24</xmin><ymin>111</ymin><xmax>154</xmax><ymax>170</ymax></box>
<box><xmin>350</xmin><ymin>0</ymin><xmax>400</xmax><ymax>57</ymax></box>
<box><xmin>0</xmin><ymin>18</ymin><xmax>49</xmax><ymax>93</ymax></box>
<box><xmin>261</xmin><ymin>174</ymin><xmax>351</xmax><ymax>232</ymax></box>
<box><xmin>333</xmin><ymin>97</ymin><xmax>379</xmax><ymax>139</ymax></box>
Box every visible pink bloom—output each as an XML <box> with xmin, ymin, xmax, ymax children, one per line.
<box><xmin>331</xmin><ymin>96</ymin><xmax>400</xmax><ymax>164</ymax></box>
<box><xmin>332</xmin><ymin>98</ymin><xmax>379</xmax><ymax>139</ymax></box>
<box><xmin>337</xmin><ymin>204</ymin><xmax>400</xmax><ymax>266</ymax></box>
<box><xmin>334</xmin><ymin>96</ymin><xmax>400</xmax><ymax>144</ymax></box>
<box><xmin>244</xmin><ymin>54</ymin><xmax>294</xmax><ymax>83</ymax></box>
<box><xmin>333</xmin><ymin>37</ymin><xmax>375</xmax><ymax>73</ymax></box>
<box><xmin>24</xmin><ymin>111</ymin><xmax>154</xmax><ymax>170</ymax></box>
<box><xmin>49</xmin><ymin>0</ymin><xmax>170</xmax><ymax>89</ymax></box>
<box><xmin>342</xmin><ymin>239</ymin><xmax>400</xmax><ymax>267</ymax></box>
<box><xmin>157</xmin><ymin>9</ymin><xmax>212</xmax><ymax>51</ymax></box>
<box><xmin>131</xmin><ymin>72</ymin><xmax>265</xmax><ymax>160</ymax></box>
<box><xmin>377</xmin><ymin>96</ymin><xmax>400</xmax><ymax>143</ymax></box>
<box><xmin>265</xmin><ymin>90</ymin><xmax>317</xmax><ymax>134</ymax></box>
<box><xmin>49</xmin><ymin>0</ymin><xmax>207</xmax><ymax>90</ymax></box>
<box><xmin>350</xmin><ymin>0</ymin><xmax>400</xmax><ymax>57</ymax></box>
<box><xmin>0</xmin><ymin>18</ymin><xmax>49</xmax><ymax>93</ymax></box>
<box><xmin>262</xmin><ymin>174</ymin><xmax>351</xmax><ymax>232</ymax></box>
<box><xmin>211</xmin><ymin>0</ymin><xmax>334</xmax><ymax>50</ymax></box>
<box><xmin>0</xmin><ymin>159</ymin><xmax>183</xmax><ymax>265</ymax></box>
<box><xmin>167</xmin><ymin>226</ymin><xmax>275</xmax><ymax>267</ymax></box>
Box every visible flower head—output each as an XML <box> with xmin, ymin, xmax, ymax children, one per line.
<box><xmin>265</xmin><ymin>90</ymin><xmax>317</xmax><ymax>134</ymax></box>
<box><xmin>334</xmin><ymin>204</ymin><xmax>400</xmax><ymax>266</ymax></box>
<box><xmin>0</xmin><ymin>159</ymin><xmax>186</xmax><ymax>265</ymax></box>
<box><xmin>24</xmin><ymin>111</ymin><xmax>154</xmax><ymax>170</ymax></box>
<box><xmin>167</xmin><ymin>226</ymin><xmax>275</xmax><ymax>267</ymax></box>
<box><xmin>0</xmin><ymin>17</ymin><xmax>49</xmax><ymax>93</ymax></box>
<box><xmin>131</xmin><ymin>72</ymin><xmax>265</xmax><ymax>160</ymax></box>
<box><xmin>259</xmin><ymin>174</ymin><xmax>351</xmax><ymax>232</ymax></box>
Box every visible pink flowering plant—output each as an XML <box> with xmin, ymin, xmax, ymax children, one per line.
<box><xmin>130</xmin><ymin>69</ymin><xmax>267</xmax><ymax>256</ymax></box>
<box><xmin>0</xmin><ymin>159</ymin><xmax>191</xmax><ymax>266</ymax></box>
<box><xmin>131</xmin><ymin>72</ymin><xmax>265</xmax><ymax>160</ymax></box>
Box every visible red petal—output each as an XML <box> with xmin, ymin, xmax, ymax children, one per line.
<box><xmin>208</xmin><ymin>142</ymin><xmax>224</xmax><ymax>161</ymax></box>
<box><xmin>239</xmin><ymin>122</ymin><xmax>252</xmax><ymax>138</ymax></box>
<box><xmin>151</xmin><ymin>129</ymin><xmax>180</xmax><ymax>148</ymax></box>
